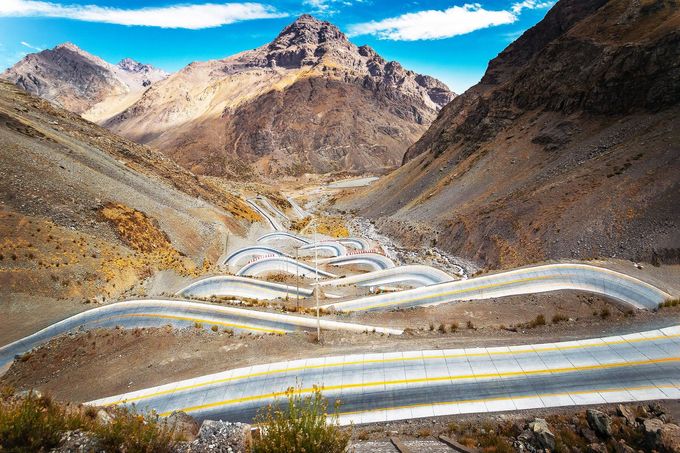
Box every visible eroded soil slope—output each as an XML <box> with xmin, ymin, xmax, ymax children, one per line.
<box><xmin>344</xmin><ymin>0</ymin><xmax>680</xmax><ymax>270</ymax></box>
<box><xmin>0</xmin><ymin>80</ymin><xmax>257</xmax><ymax>312</ymax></box>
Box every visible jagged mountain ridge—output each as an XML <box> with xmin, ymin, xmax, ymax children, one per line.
<box><xmin>103</xmin><ymin>14</ymin><xmax>456</xmax><ymax>178</ymax></box>
<box><xmin>2</xmin><ymin>42</ymin><xmax>168</xmax><ymax>120</ymax></box>
<box><xmin>344</xmin><ymin>0</ymin><xmax>680</xmax><ymax>269</ymax></box>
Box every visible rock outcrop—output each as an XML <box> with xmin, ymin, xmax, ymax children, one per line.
<box><xmin>344</xmin><ymin>0</ymin><xmax>680</xmax><ymax>269</ymax></box>
<box><xmin>103</xmin><ymin>15</ymin><xmax>455</xmax><ymax>178</ymax></box>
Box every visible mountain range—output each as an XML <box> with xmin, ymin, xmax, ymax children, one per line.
<box><xmin>2</xmin><ymin>15</ymin><xmax>455</xmax><ymax>178</ymax></box>
<box><xmin>343</xmin><ymin>0</ymin><xmax>680</xmax><ymax>269</ymax></box>
<box><xmin>2</xmin><ymin>42</ymin><xmax>168</xmax><ymax>120</ymax></box>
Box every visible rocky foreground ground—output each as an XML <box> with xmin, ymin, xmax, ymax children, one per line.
<box><xmin>44</xmin><ymin>401</ymin><xmax>680</xmax><ymax>452</ymax></box>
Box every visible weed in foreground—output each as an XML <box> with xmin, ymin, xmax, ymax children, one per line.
<box><xmin>252</xmin><ymin>387</ymin><xmax>350</xmax><ymax>453</ymax></box>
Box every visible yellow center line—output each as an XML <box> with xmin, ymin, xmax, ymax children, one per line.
<box><xmin>101</xmin><ymin>313</ymin><xmax>287</xmax><ymax>335</ymax></box>
<box><xmin>351</xmin><ymin>274</ymin><xmax>564</xmax><ymax>311</ymax></box>
<box><xmin>158</xmin><ymin>356</ymin><xmax>680</xmax><ymax>416</ymax></box>
<box><xmin>338</xmin><ymin>383</ymin><xmax>680</xmax><ymax>418</ymax></box>
<box><xmin>341</xmin><ymin>264</ymin><xmax>670</xmax><ymax>311</ymax></box>
<box><xmin>105</xmin><ymin>332</ymin><xmax>680</xmax><ymax>406</ymax></box>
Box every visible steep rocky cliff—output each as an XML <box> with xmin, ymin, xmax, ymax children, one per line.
<box><xmin>346</xmin><ymin>0</ymin><xmax>680</xmax><ymax>269</ymax></box>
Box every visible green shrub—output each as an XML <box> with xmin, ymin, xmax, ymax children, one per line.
<box><xmin>252</xmin><ymin>387</ymin><xmax>350</xmax><ymax>453</ymax></box>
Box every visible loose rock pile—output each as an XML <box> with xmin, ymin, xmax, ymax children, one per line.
<box><xmin>175</xmin><ymin>420</ymin><xmax>250</xmax><ymax>453</ymax></box>
<box><xmin>509</xmin><ymin>404</ymin><xmax>680</xmax><ymax>453</ymax></box>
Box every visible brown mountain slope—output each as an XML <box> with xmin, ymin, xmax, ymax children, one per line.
<box><xmin>1</xmin><ymin>43</ymin><xmax>167</xmax><ymax>120</ymax></box>
<box><xmin>0</xmin><ymin>79</ymin><xmax>257</xmax><ymax>309</ymax></box>
<box><xmin>343</xmin><ymin>0</ymin><xmax>680</xmax><ymax>270</ymax></box>
<box><xmin>104</xmin><ymin>15</ymin><xmax>455</xmax><ymax>178</ymax></box>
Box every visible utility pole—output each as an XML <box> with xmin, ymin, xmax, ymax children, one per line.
<box><xmin>314</xmin><ymin>221</ymin><xmax>320</xmax><ymax>343</ymax></box>
<box><xmin>295</xmin><ymin>245</ymin><xmax>300</xmax><ymax>311</ymax></box>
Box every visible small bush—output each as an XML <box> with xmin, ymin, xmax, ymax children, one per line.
<box><xmin>429</xmin><ymin>323</ymin><xmax>435</xmax><ymax>331</ymax></box>
<box><xmin>416</xmin><ymin>428</ymin><xmax>432</xmax><ymax>438</ymax></box>
<box><xmin>252</xmin><ymin>387</ymin><xmax>350</xmax><ymax>453</ymax></box>
<box><xmin>600</xmin><ymin>308</ymin><xmax>611</xmax><ymax>319</ymax></box>
<box><xmin>193</xmin><ymin>322</ymin><xmax>203</xmax><ymax>329</ymax></box>
<box><xmin>528</xmin><ymin>314</ymin><xmax>546</xmax><ymax>328</ymax></box>
<box><xmin>466</xmin><ymin>320</ymin><xmax>475</xmax><ymax>330</ymax></box>
<box><xmin>211</xmin><ymin>325</ymin><xmax>219</xmax><ymax>332</ymax></box>
<box><xmin>93</xmin><ymin>407</ymin><xmax>175</xmax><ymax>452</ymax></box>
<box><xmin>0</xmin><ymin>390</ymin><xmax>177</xmax><ymax>452</ymax></box>
<box><xmin>438</xmin><ymin>323</ymin><xmax>446</xmax><ymax>334</ymax></box>
<box><xmin>450</xmin><ymin>322</ymin><xmax>459</xmax><ymax>332</ymax></box>
<box><xmin>551</xmin><ymin>313</ymin><xmax>568</xmax><ymax>324</ymax></box>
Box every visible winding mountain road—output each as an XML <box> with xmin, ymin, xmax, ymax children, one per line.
<box><xmin>236</xmin><ymin>256</ymin><xmax>337</xmax><ymax>278</ymax></box>
<box><xmin>0</xmin><ymin>299</ymin><xmax>402</xmax><ymax>370</ymax></box>
<box><xmin>221</xmin><ymin>246</ymin><xmax>290</xmax><ymax>267</ymax></box>
<box><xmin>321</xmin><ymin>263</ymin><xmax>671</xmax><ymax>312</ymax></box>
<box><xmin>316</xmin><ymin>265</ymin><xmax>454</xmax><ymax>289</ymax></box>
<box><xmin>89</xmin><ymin>325</ymin><xmax>680</xmax><ymax>425</ymax></box>
<box><xmin>176</xmin><ymin>275</ymin><xmax>312</xmax><ymax>300</ymax></box>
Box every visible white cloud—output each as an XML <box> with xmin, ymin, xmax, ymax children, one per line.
<box><xmin>511</xmin><ymin>0</ymin><xmax>554</xmax><ymax>14</ymax></box>
<box><xmin>347</xmin><ymin>4</ymin><xmax>516</xmax><ymax>41</ymax></box>
<box><xmin>20</xmin><ymin>41</ymin><xmax>42</xmax><ymax>51</ymax></box>
<box><xmin>0</xmin><ymin>0</ymin><xmax>286</xmax><ymax>29</ymax></box>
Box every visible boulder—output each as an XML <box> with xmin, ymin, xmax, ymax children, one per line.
<box><xmin>617</xmin><ymin>404</ymin><xmax>637</xmax><ymax>426</ymax></box>
<box><xmin>587</xmin><ymin>409</ymin><xmax>612</xmax><ymax>437</ymax></box>
<box><xmin>96</xmin><ymin>409</ymin><xmax>113</xmax><ymax>426</ymax></box>
<box><xmin>529</xmin><ymin>418</ymin><xmax>555</xmax><ymax>450</ymax></box>
<box><xmin>643</xmin><ymin>418</ymin><xmax>665</xmax><ymax>448</ymax></box>
<box><xmin>658</xmin><ymin>423</ymin><xmax>680</xmax><ymax>452</ymax></box>
<box><xmin>165</xmin><ymin>411</ymin><xmax>200</xmax><ymax>442</ymax></box>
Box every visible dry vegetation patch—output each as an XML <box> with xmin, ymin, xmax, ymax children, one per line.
<box><xmin>291</xmin><ymin>216</ymin><xmax>349</xmax><ymax>238</ymax></box>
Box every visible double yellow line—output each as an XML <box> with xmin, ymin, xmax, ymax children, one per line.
<box><xmin>338</xmin><ymin>383</ymin><xmax>680</xmax><ymax>419</ymax></box>
<box><xmin>347</xmin><ymin>274</ymin><xmax>563</xmax><ymax>311</ymax></box>
<box><xmin>159</xmin><ymin>356</ymin><xmax>680</xmax><ymax>416</ymax></box>
<box><xmin>102</xmin><ymin>331</ymin><xmax>679</xmax><ymax>408</ymax></box>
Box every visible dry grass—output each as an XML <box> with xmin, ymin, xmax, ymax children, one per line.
<box><xmin>0</xmin><ymin>388</ymin><xmax>176</xmax><ymax>452</ymax></box>
<box><xmin>252</xmin><ymin>387</ymin><xmax>350</xmax><ymax>453</ymax></box>
<box><xmin>291</xmin><ymin>215</ymin><xmax>349</xmax><ymax>238</ymax></box>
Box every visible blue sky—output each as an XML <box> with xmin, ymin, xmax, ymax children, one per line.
<box><xmin>0</xmin><ymin>0</ymin><xmax>553</xmax><ymax>93</ymax></box>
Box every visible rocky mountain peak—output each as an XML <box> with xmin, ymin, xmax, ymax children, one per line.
<box><xmin>117</xmin><ymin>58</ymin><xmax>144</xmax><ymax>72</ymax></box>
<box><xmin>270</xmin><ymin>14</ymin><xmax>347</xmax><ymax>49</ymax></box>
<box><xmin>54</xmin><ymin>42</ymin><xmax>82</xmax><ymax>53</ymax></box>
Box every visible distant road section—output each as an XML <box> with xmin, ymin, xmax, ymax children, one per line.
<box><xmin>317</xmin><ymin>265</ymin><xmax>453</xmax><ymax>289</ymax></box>
<box><xmin>317</xmin><ymin>253</ymin><xmax>396</xmax><ymax>271</ymax></box>
<box><xmin>258</xmin><ymin>231</ymin><xmax>311</xmax><ymax>245</ymax></box>
<box><xmin>246</xmin><ymin>199</ymin><xmax>283</xmax><ymax>231</ymax></box>
<box><xmin>328</xmin><ymin>176</ymin><xmax>379</xmax><ymax>189</ymax></box>
<box><xmin>89</xmin><ymin>325</ymin><xmax>680</xmax><ymax>425</ymax></box>
<box><xmin>222</xmin><ymin>246</ymin><xmax>291</xmax><ymax>267</ymax></box>
<box><xmin>236</xmin><ymin>256</ymin><xmax>337</xmax><ymax>279</ymax></box>
<box><xmin>176</xmin><ymin>275</ymin><xmax>312</xmax><ymax>300</ymax></box>
<box><xmin>321</xmin><ymin>264</ymin><xmax>672</xmax><ymax>312</ymax></box>
<box><xmin>0</xmin><ymin>300</ymin><xmax>402</xmax><ymax>369</ymax></box>
<box><xmin>287</xmin><ymin>197</ymin><xmax>309</xmax><ymax>219</ymax></box>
